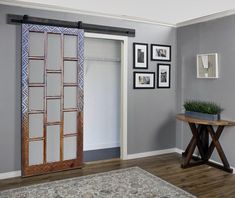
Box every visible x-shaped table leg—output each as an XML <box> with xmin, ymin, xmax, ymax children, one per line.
<box><xmin>206</xmin><ymin>125</ymin><xmax>231</xmax><ymax>169</ymax></box>
<box><xmin>182</xmin><ymin>123</ymin><xmax>208</xmax><ymax>167</ymax></box>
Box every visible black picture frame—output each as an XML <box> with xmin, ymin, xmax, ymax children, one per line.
<box><xmin>157</xmin><ymin>64</ymin><xmax>171</xmax><ymax>88</ymax></box>
<box><xmin>133</xmin><ymin>43</ymin><xmax>148</xmax><ymax>69</ymax></box>
<box><xmin>133</xmin><ymin>71</ymin><xmax>155</xmax><ymax>89</ymax></box>
<box><xmin>151</xmin><ymin>44</ymin><xmax>171</xmax><ymax>62</ymax></box>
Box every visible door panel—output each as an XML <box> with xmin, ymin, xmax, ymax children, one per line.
<box><xmin>29</xmin><ymin>32</ymin><xmax>44</xmax><ymax>56</ymax></box>
<box><xmin>46</xmin><ymin>74</ymin><xmax>61</xmax><ymax>96</ymax></box>
<box><xmin>46</xmin><ymin>125</ymin><xmax>60</xmax><ymax>163</ymax></box>
<box><xmin>29</xmin><ymin>114</ymin><xmax>44</xmax><ymax>138</ymax></box>
<box><xmin>29</xmin><ymin>87</ymin><xmax>44</xmax><ymax>111</ymax></box>
<box><xmin>29</xmin><ymin>60</ymin><xmax>44</xmax><ymax>83</ymax></box>
<box><xmin>64</xmin><ymin>87</ymin><xmax>77</xmax><ymax>109</ymax></box>
<box><xmin>64</xmin><ymin>35</ymin><xmax>77</xmax><ymax>57</ymax></box>
<box><xmin>22</xmin><ymin>24</ymin><xmax>84</xmax><ymax>176</ymax></box>
<box><xmin>64</xmin><ymin>61</ymin><xmax>77</xmax><ymax>83</ymax></box>
<box><xmin>64</xmin><ymin>136</ymin><xmax>77</xmax><ymax>160</ymax></box>
<box><xmin>47</xmin><ymin>34</ymin><xmax>61</xmax><ymax>70</ymax></box>
<box><xmin>64</xmin><ymin>111</ymin><xmax>77</xmax><ymax>134</ymax></box>
<box><xmin>47</xmin><ymin>99</ymin><xmax>61</xmax><ymax>123</ymax></box>
<box><xmin>29</xmin><ymin>141</ymin><xmax>43</xmax><ymax>166</ymax></box>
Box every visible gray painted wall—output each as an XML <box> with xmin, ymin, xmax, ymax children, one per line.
<box><xmin>177</xmin><ymin>15</ymin><xmax>235</xmax><ymax>166</ymax></box>
<box><xmin>0</xmin><ymin>4</ymin><xmax>177</xmax><ymax>173</ymax></box>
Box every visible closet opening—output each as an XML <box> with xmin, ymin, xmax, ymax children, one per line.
<box><xmin>83</xmin><ymin>33</ymin><xmax>127</xmax><ymax>162</ymax></box>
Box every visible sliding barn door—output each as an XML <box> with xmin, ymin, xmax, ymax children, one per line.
<box><xmin>21</xmin><ymin>24</ymin><xmax>84</xmax><ymax>176</ymax></box>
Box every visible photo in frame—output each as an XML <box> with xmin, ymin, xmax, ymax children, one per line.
<box><xmin>133</xmin><ymin>43</ymin><xmax>148</xmax><ymax>69</ymax></box>
<box><xmin>157</xmin><ymin>64</ymin><xmax>171</xmax><ymax>88</ymax></box>
<box><xmin>151</xmin><ymin>44</ymin><xmax>171</xmax><ymax>61</ymax></box>
<box><xmin>133</xmin><ymin>72</ymin><xmax>155</xmax><ymax>89</ymax></box>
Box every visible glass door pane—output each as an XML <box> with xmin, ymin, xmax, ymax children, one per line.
<box><xmin>64</xmin><ymin>136</ymin><xmax>77</xmax><ymax>160</ymax></box>
<box><xmin>47</xmin><ymin>34</ymin><xmax>61</xmax><ymax>70</ymax></box>
<box><xmin>64</xmin><ymin>35</ymin><xmax>77</xmax><ymax>57</ymax></box>
<box><xmin>47</xmin><ymin>74</ymin><xmax>61</xmax><ymax>96</ymax></box>
<box><xmin>29</xmin><ymin>60</ymin><xmax>44</xmax><ymax>83</ymax></box>
<box><xmin>64</xmin><ymin>61</ymin><xmax>77</xmax><ymax>83</ymax></box>
<box><xmin>46</xmin><ymin>125</ymin><xmax>60</xmax><ymax>162</ymax></box>
<box><xmin>29</xmin><ymin>87</ymin><xmax>44</xmax><ymax>111</ymax></box>
<box><xmin>64</xmin><ymin>112</ymin><xmax>77</xmax><ymax>134</ymax></box>
<box><xmin>29</xmin><ymin>114</ymin><xmax>44</xmax><ymax>138</ymax></box>
<box><xmin>29</xmin><ymin>32</ymin><xmax>44</xmax><ymax>56</ymax></box>
<box><xmin>29</xmin><ymin>141</ymin><xmax>43</xmax><ymax>165</ymax></box>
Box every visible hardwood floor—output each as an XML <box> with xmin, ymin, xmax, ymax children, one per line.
<box><xmin>1</xmin><ymin>153</ymin><xmax>235</xmax><ymax>197</ymax></box>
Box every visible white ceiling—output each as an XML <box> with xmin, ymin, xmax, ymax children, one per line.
<box><xmin>2</xmin><ymin>0</ymin><xmax>235</xmax><ymax>26</ymax></box>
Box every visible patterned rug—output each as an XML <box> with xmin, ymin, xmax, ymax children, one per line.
<box><xmin>0</xmin><ymin>167</ymin><xmax>196</xmax><ymax>198</ymax></box>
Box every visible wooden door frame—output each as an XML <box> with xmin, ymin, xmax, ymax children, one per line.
<box><xmin>84</xmin><ymin>33</ymin><xmax>128</xmax><ymax>160</ymax></box>
<box><xmin>21</xmin><ymin>24</ymin><xmax>84</xmax><ymax>176</ymax></box>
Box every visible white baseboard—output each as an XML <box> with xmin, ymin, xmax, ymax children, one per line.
<box><xmin>125</xmin><ymin>148</ymin><xmax>177</xmax><ymax>160</ymax></box>
<box><xmin>0</xmin><ymin>170</ymin><xmax>21</xmax><ymax>180</ymax></box>
<box><xmin>1</xmin><ymin>147</ymin><xmax>234</xmax><ymax>180</ymax></box>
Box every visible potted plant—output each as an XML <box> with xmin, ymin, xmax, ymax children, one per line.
<box><xmin>183</xmin><ymin>100</ymin><xmax>223</xmax><ymax>121</ymax></box>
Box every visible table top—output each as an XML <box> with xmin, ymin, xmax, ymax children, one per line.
<box><xmin>176</xmin><ymin>114</ymin><xmax>235</xmax><ymax>126</ymax></box>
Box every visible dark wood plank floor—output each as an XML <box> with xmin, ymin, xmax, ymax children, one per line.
<box><xmin>1</xmin><ymin>153</ymin><xmax>235</xmax><ymax>197</ymax></box>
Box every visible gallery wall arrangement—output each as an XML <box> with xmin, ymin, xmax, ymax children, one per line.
<box><xmin>133</xmin><ymin>42</ymin><xmax>171</xmax><ymax>89</ymax></box>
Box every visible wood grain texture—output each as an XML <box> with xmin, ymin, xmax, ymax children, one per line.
<box><xmin>176</xmin><ymin>114</ymin><xmax>235</xmax><ymax>126</ymax></box>
<box><xmin>1</xmin><ymin>153</ymin><xmax>235</xmax><ymax>198</ymax></box>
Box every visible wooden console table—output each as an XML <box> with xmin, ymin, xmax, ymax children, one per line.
<box><xmin>176</xmin><ymin>114</ymin><xmax>235</xmax><ymax>173</ymax></box>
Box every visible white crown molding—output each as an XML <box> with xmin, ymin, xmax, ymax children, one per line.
<box><xmin>0</xmin><ymin>0</ymin><xmax>176</xmax><ymax>28</ymax></box>
<box><xmin>1</xmin><ymin>1</ymin><xmax>235</xmax><ymax>28</ymax></box>
<box><xmin>177</xmin><ymin>9</ymin><xmax>235</xmax><ymax>27</ymax></box>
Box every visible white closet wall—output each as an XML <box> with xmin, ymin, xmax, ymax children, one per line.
<box><xmin>84</xmin><ymin>37</ymin><xmax>121</xmax><ymax>151</ymax></box>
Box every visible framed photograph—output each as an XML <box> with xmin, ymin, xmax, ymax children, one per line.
<box><xmin>133</xmin><ymin>72</ymin><xmax>155</xmax><ymax>89</ymax></box>
<box><xmin>133</xmin><ymin>43</ymin><xmax>148</xmax><ymax>69</ymax></box>
<box><xmin>157</xmin><ymin>64</ymin><xmax>171</xmax><ymax>88</ymax></box>
<box><xmin>197</xmin><ymin>53</ymin><xmax>218</xmax><ymax>78</ymax></box>
<box><xmin>151</xmin><ymin>44</ymin><xmax>171</xmax><ymax>61</ymax></box>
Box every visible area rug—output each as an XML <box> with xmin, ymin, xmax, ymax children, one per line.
<box><xmin>0</xmin><ymin>167</ymin><xmax>196</xmax><ymax>198</ymax></box>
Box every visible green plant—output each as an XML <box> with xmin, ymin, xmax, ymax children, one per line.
<box><xmin>183</xmin><ymin>100</ymin><xmax>223</xmax><ymax>115</ymax></box>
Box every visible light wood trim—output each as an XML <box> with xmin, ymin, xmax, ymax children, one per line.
<box><xmin>23</xmin><ymin>159</ymin><xmax>83</xmax><ymax>177</ymax></box>
<box><xmin>46</xmin><ymin>121</ymin><xmax>61</xmax><ymax>126</ymax></box>
<box><xmin>63</xmin><ymin>83</ymin><xmax>78</xmax><ymax>87</ymax></box>
<box><xmin>176</xmin><ymin>114</ymin><xmax>235</xmax><ymax>126</ymax></box>
<box><xmin>28</xmin><ymin>110</ymin><xmax>45</xmax><ymax>114</ymax></box>
<box><xmin>43</xmin><ymin>31</ymin><xmax>48</xmax><ymax>165</ymax></box>
<box><xmin>29</xmin><ymin>56</ymin><xmax>45</xmax><ymax>60</ymax></box>
<box><xmin>46</xmin><ymin>69</ymin><xmax>62</xmax><ymax>73</ymax></box>
<box><xmin>63</xmin><ymin>57</ymin><xmax>78</xmax><ymax>61</ymax></box>
<box><xmin>29</xmin><ymin>83</ymin><xmax>45</xmax><ymax>87</ymax></box>
<box><xmin>63</xmin><ymin>133</ymin><xmax>77</xmax><ymax>138</ymax></box>
<box><xmin>29</xmin><ymin>137</ymin><xmax>44</xmax><ymax>142</ymax></box>
<box><xmin>46</xmin><ymin>96</ymin><xmax>61</xmax><ymax>100</ymax></box>
<box><xmin>60</xmin><ymin>33</ymin><xmax>64</xmax><ymax>162</ymax></box>
<box><xmin>63</xmin><ymin>108</ymin><xmax>78</xmax><ymax>112</ymax></box>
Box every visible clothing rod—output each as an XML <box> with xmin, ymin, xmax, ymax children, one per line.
<box><xmin>7</xmin><ymin>14</ymin><xmax>135</xmax><ymax>37</ymax></box>
<box><xmin>85</xmin><ymin>57</ymin><xmax>121</xmax><ymax>62</ymax></box>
